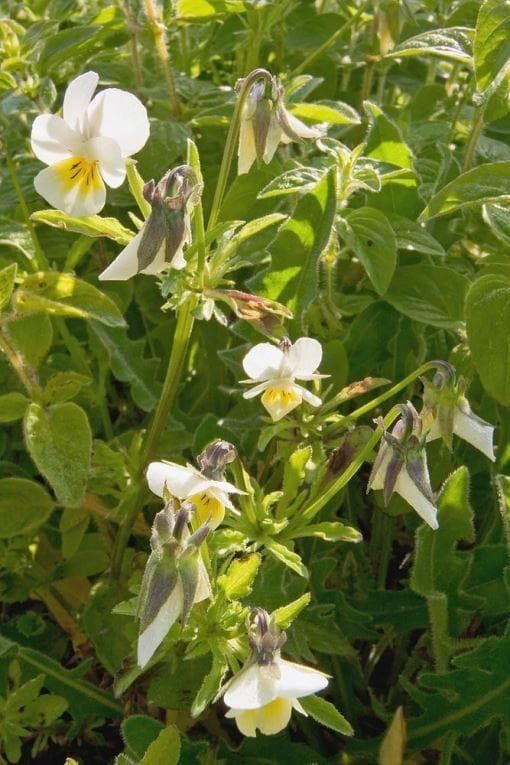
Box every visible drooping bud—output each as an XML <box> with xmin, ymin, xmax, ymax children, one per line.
<box><xmin>368</xmin><ymin>403</ymin><xmax>439</xmax><ymax>529</ymax></box>
<box><xmin>421</xmin><ymin>361</ymin><xmax>495</xmax><ymax>461</ymax></box>
<box><xmin>197</xmin><ymin>439</ymin><xmax>237</xmax><ymax>481</ymax></box>
<box><xmin>247</xmin><ymin>608</ymin><xmax>286</xmax><ymax>665</ymax></box>
<box><xmin>137</xmin><ymin>165</ymin><xmax>199</xmax><ymax>272</ymax></box>
<box><xmin>136</xmin><ymin>499</ymin><xmax>211</xmax><ymax>668</ymax></box>
<box><xmin>204</xmin><ymin>289</ymin><xmax>293</xmax><ymax>337</ymax></box>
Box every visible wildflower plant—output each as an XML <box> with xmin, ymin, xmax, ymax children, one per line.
<box><xmin>0</xmin><ymin>2</ymin><xmax>509</xmax><ymax>764</ymax></box>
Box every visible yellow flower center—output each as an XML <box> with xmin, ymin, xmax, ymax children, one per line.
<box><xmin>234</xmin><ymin>697</ymin><xmax>293</xmax><ymax>737</ymax></box>
<box><xmin>261</xmin><ymin>385</ymin><xmax>302</xmax><ymax>421</ymax></box>
<box><xmin>56</xmin><ymin>156</ymin><xmax>102</xmax><ymax>192</ymax></box>
<box><xmin>189</xmin><ymin>492</ymin><xmax>224</xmax><ymax>528</ymax></box>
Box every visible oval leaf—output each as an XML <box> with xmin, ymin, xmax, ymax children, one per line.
<box><xmin>0</xmin><ymin>478</ymin><xmax>54</xmax><ymax>539</ymax></box>
<box><xmin>24</xmin><ymin>402</ymin><xmax>92</xmax><ymax>506</ymax></box>
<box><xmin>466</xmin><ymin>274</ymin><xmax>510</xmax><ymax>405</ymax></box>
<box><xmin>385</xmin><ymin>265</ymin><xmax>469</xmax><ymax>328</ymax></box>
<box><xmin>421</xmin><ymin>162</ymin><xmax>510</xmax><ymax>218</ymax></box>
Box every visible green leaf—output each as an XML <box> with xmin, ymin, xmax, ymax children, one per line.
<box><xmin>259</xmin><ymin>168</ymin><xmax>337</xmax><ymax>329</ymax></box>
<box><xmin>411</xmin><ymin>467</ymin><xmax>475</xmax><ymax>598</ymax></box>
<box><xmin>482</xmin><ymin>202</ymin><xmax>510</xmax><ymax>244</ymax></box>
<box><xmin>276</xmin><ymin>446</ymin><xmax>312</xmax><ymax>517</ymax></box>
<box><xmin>31</xmin><ymin>210</ymin><xmax>134</xmax><ymax>245</ymax></box>
<box><xmin>42</xmin><ymin>371</ymin><xmax>91</xmax><ymax>405</ymax></box>
<box><xmin>14</xmin><ymin>272</ymin><xmax>126</xmax><ymax>327</ymax></box>
<box><xmin>121</xmin><ymin>715</ymin><xmax>164</xmax><ymax>760</ymax></box>
<box><xmin>466</xmin><ymin>274</ymin><xmax>510</xmax><ymax>405</ymax></box>
<box><xmin>6</xmin><ymin>314</ymin><xmax>53</xmax><ymax>369</ymax></box>
<box><xmin>0</xmin><ymin>634</ymin><xmax>121</xmax><ymax>722</ymax></box>
<box><xmin>140</xmin><ymin>725</ymin><xmax>181</xmax><ymax>765</ymax></box>
<box><xmin>272</xmin><ymin>593</ymin><xmax>311</xmax><ymax>628</ymax></box>
<box><xmin>0</xmin><ymin>219</ymin><xmax>35</xmax><ymax>260</ymax></box>
<box><xmin>23</xmin><ymin>402</ymin><xmax>92</xmax><ymax>506</ymax></box>
<box><xmin>299</xmin><ymin>695</ymin><xmax>353</xmax><ymax>736</ymax></box>
<box><xmin>474</xmin><ymin>0</ymin><xmax>510</xmax><ymax>94</ymax></box>
<box><xmin>90</xmin><ymin>324</ymin><xmax>160</xmax><ymax>412</ymax></box>
<box><xmin>0</xmin><ymin>263</ymin><xmax>17</xmax><ymax>311</ymax></box>
<box><xmin>265</xmin><ymin>540</ymin><xmax>308</xmax><ymax>578</ymax></box>
<box><xmin>191</xmin><ymin>656</ymin><xmax>228</xmax><ymax>718</ymax></box>
<box><xmin>258</xmin><ymin>168</ymin><xmax>323</xmax><ymax>200</ymax></box>
<box><xmin>420</xmin><ymin>162</ymin><xmax>510</xmax><ymax>218</ymax></box>
<box><xmin>0</xmin><ymin>392</ymin><xmax>30</xmax><ymax>423</ymax></box>
<box><xmin>406</xmin><ymin>633</ymin><xmax>510</xmax><ymax>749</ymax></box>
<box><xmin>289</xmin><ymin>101</ymin><xmax>360</xmax><ymax>125</ymax></box>
<box><xmin>340</xmin><ymin>207</ymin><xmax>397</xmax><ymax>295</ymax></box>
<box><xmin>293</xmin><ymin>522</ymin><xmax>362</xmax><ymax>543</ymax></box>
<box><xmin>176</xmin><ymin>0</ymin><xmax>246</xmax><ymax>20</ymax></box>
<box><xmin>385</xmin><ymin>213</ymin><xmax>445</xmax><ymax>257</ymax></box>
<box><xmin>364</xmin><ymin>102</ymin><xmax>413</xmax><ymax>168</ymax></box>
<box><xmin>384</xmin><ymin>265</ymin><xmax>469</xmax><ymax>328</ymax></box>
<box><xmin>387</xmin><ymin>27</ymin><xmax>473</xmax><ymax>64</ymax></box>
<box><xmin>217</xmin><ymin>553</ymin><xmax>261</xmax><ymax>599</ymax></box>
<box><xmin>0</xmin><ymin>477</ymin><xmax>53</xmax><ymax>539</ymax></box>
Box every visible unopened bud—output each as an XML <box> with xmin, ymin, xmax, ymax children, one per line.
<box><xmin>248</xmin><ymin>608</ymin><xmax>286</xmax><ymax>664</ymax></box>
<box><xmin>197</xmin><ymin>439</ymin><xmax>237</xmax><ymax>480</ymax></box>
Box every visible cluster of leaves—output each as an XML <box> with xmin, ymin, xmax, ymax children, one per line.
<box><xmin>0</xmin><ymin>0</ymin><xmax>510</xmax><ymax>763</ymax></box>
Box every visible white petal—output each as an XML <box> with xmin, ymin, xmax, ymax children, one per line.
<box><xmin>242</xmin><ymin>343</ymin><xmax>284</xmax><ymax>381</ymax></box>
<box><xmin>292</xmin><ymin>698</ymin><xmax>307</xmax><ymax>715</ymax></box>
<box><xmin>242</xmin><ymin>381</ymin><xmax>271</xmax><ymax>400</ymax></box>
<box><xmin>263</xmin><ymin>115</ymin><xmax>283</xmax><ymax>164</ymax></box>
<box><xmin>395</xmin><ymin>468</ymin><xmax>439</xmax><ymax>529</ymax></box>
<box><xmin>146</xmin><ymin>461</ymin><xmax>203</xmax><ymax>499</ymax></box>
<box><xmin>195</xmin><ymin>554</ymin><xmax>211</xmax><ymax>602</ymax></box>
<box><xmin>98</xmin><ymin>230</ymin><xmax>142</xmax><ymax>281</ymax></box>
<box><xmin>300</xmin><ymin>386</ymin><xmax>322</xmax><ymax>408</ymax></box>
<box><xmin>288</xmin><ymin>337</ymin><xmax>322</xmax><ymax>378</ymax></box>
<box><xmin>238</xmin><ymin>117</ymin><xmax>257</xmax><ymax>175</ymax></box>
<box><xmin>137</xmin><ymin>580</ymin><xmax>183</xmax><ymax>668</ymax></box>
<box><xmin>276</xmin><ymin>658</ymin><xmax>329</xmax><ymax>699</ymax></box>
<box><xmin>31</xmin><ymin>115</ymin><xmax>81</xmax><ymax>165</ymax></box>
<box><xmin>224</xmin><ymin>663</ymin><xmax>279</xmax><ymax>710</ymax></box>
<box><xmin>284</xmin><ymin>110</ymin><xmax>325</xmax><ymax>140</ymax></box>
<box><xmin>261</xmin><ymin>384</ymin><xmax>303</xmax><ymax>422</ymax></box>
<box><xmin>454</xmin><ymin>408</ymin><xmax>495</xmax><ymax>462</ymax></box>
<box><xmin>63</xmin><ymin>71</ymin><xmax>99</xmax><ymax>134</ymax></box>
<box><xmin>85</xmin><ymin>136</ymin><xmax>126</xmax><ymax>188</ymax></box>
<box><xmin>34</xmin><ymin>160</ymin><xmax>105</xmax><ymax>216</ymax></box>
<box><xmin>369</xmin><ymin>445</ymin><xmax>391</xmax><ymax>491</ymax></box>
<box><xmin>87</xmin><ymin>88</ymin><xmax>149</xmax><ymax>157</ymax></box>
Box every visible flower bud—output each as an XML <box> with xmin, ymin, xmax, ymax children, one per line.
<box><xmin>205</xmin><ymin>289</ymin><xmax>293</xmax><ymax>337</ymax></box>
<box><xmin>197</xmin><ymin>439</ymin><xmax>237</xmax><ymax>481</ymax></box>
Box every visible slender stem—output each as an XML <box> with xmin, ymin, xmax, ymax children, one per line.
<box><xmin>143</xmin><ymin>0</ymin><xmax>182</xmax><ymax>117</ymax></box>
<box><xmin>206</xmin><ymin>68</ymin><xmax>272</xmax><ymax>232</ymax></box>
<box><xmin>126</xmin><ymin>162</ymin><xmax>151</xmax><ymax>218</ymax></box>
<box><xmin>122</xmin><ymin>0</ymin><xmax>144</xmax><ymax>97</ymax></box>
<box><xmin>462</xmin><ymin>102</ymin><xmax>486</xmax><ymax>172</ymax></box>
<box><xmin>323</xmin><ymin>361</ymin><xmax>439</xmax><ymax>419</ymax></box>
<box><xmin>5</xmin><ymin>151</ymin><xmax>48</xmax><ymax>271</ymax></box>
<box><xmin>288</xmin><ymin>406</ymin><xmax>401</xmax><ymax>528</ymax></box>
<box><xmin>110</xmin><ymin>297</ymin><xmax>196</xmax><ymax>578</ymax></box>
<box><xmin>187</xmin><ymin>140</ymin><xmax>207</xmax><ymax>287</ymax></box>
<box><xmin>290</xmin><ymin>2</ymin><xmax>369</xmax><ymax>78</ymax></box>
<box><xmin>0</xmin><ymin>327</ymin><xmax>41</xmax><ymax>400</ymax></box>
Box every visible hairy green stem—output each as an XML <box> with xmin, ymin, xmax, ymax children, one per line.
<box><xmin>290</xmin><ymin>2</ymin><xmax>369</xmax><ymax>77</ymax></box>
<box><xmin>206</xmin><ymin>68</ymin><xmax>272</xmax><ymax>232</ymax></box>
<box><xmin>462</xmin><ymin>102</ymin><xmax>486</xmax><ymax>172</ymax></box>
<box><xmin>110</xmin><ymin>298</ymin><xmax>196</xmax><ymax>578</ymax></box>
<box><xmin>122</xmin><ymin>0</ymin><xmax>144</xmax><ymax>97</ymax></box>
<box><xmin>323</xmin><ymin>360</ymin><xmax>439</xmax><ymax>419</ymax></box>
<box><xmin>5</xmin><ymin>151</ymin><xmax>48</xmax><ymax>271</ymax></box>
<box><xmin>427</xmin><ymin>593</ymin><xmax>451</xmax><ymax>673</ymax></box>
<box><xmin>143</xmin><ymin>0</ymin><xmax>182</xmax><ymax>117</ymax></box>
<box><xmin>289</xmin><ymin>406</ymin><xmax>401</xmax><ymax>529</ymax></box>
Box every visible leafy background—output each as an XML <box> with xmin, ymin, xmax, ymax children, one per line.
<box><xmin>0</xmin><ymin>0</ymin><xmax>510</xmax><ymax>763</ymax></box>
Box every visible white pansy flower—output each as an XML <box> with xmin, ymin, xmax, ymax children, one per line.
<box><xmin>421</xmin><ymin>364</ymin><xmax>495</xmax><ymax>462</ymax></box>
<box><xmin>242</xmin><ymin>337</ymin><xmax>324</xmax><ymax>422</ymax></box>
<box><xmin>99</xmin><ymin>165</ymin><xmax>198</xmax><ymax>281</ymax></box>
<box><xmin>238</xmin><ymin>75</ymin><xmax>324</xmax><ymax>175</ymax></box>
<box><xmin>368</xmin><ymin>404</ymin><xmax>439</xmax><ymax>530</ymax></box>
<box><xmin>146</xmin><ymin>460</ymin><xmax>243</xmax><ymax>529</ymax></box>
<box><xmin>223</xmin><ymin>609</ymin><xmax>329</xmax><ymax>737</ymax></box>
<box><xmin>137</xmin><ymin>502</ymin><xmax>211</xmax><ymax>668</ymax></box>
<box><xmin>31</xmin><ymin>71</ymin><xmax>149</xmax><ymax>217</ymax></box>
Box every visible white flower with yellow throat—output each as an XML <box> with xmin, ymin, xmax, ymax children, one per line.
<box><xmin>241</xmin><ymin>337</ymin><xmax>325</xmax><ymax>422</ymax></box>
<box><xmin>31</xmin><ymin>71</ymin><xmax>149</xmax><ymax>217</ymax></box>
